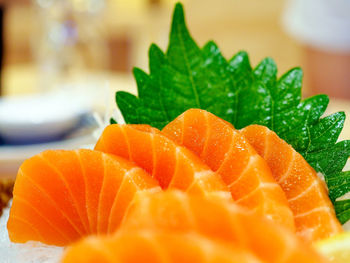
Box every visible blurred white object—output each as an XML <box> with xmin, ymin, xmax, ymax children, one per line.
<box><xmin>0</xmin><ymin>88</ymin><xmax>94</xmax><ymax>143</ymax></box>
<box><xmin>91</xmin><ymin>82</ymin><xmax>125</xmax><ymax>141</ymax></box>
<box><xmin>283</xmin><ymin>0</ymin><xmax>350</xmax><ymax>52</ymax></box>
<box><xmin>33</xmin><ymin>0</ymin><xmax>108</xmax><ymax>91</ymax></box>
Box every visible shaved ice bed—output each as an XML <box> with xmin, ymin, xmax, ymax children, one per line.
<box><xmin>0</xmin><ymin>203</ymin><xmax>63</xmax><ymax>263</ymax></box>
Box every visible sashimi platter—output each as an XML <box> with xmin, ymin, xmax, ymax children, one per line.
<box><xmin>1</xmin><ymin>3</ymin><xmax>350</xmax><ymax>263</ymax></box>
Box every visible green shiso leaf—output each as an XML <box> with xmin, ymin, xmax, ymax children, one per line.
<box><xmin>117</xmin><ymin>4</ymin><xmax>236</xmax><ymax>128</ymax></box>
<box><xmin>115</xmin><ymin>2</ymin><xmax>350</xmax><ymax>224</ymax></box>
<box><xmin>335</xmin><ymin>199</ymin><xmax>350</xmax><ymax>224</ymax></box>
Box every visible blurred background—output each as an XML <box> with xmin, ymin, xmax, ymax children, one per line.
<box><xmin>1</xmin><ymin>0</ymin><xmax>349</xmax><ymax>96</ymax></box>
<box><xmin>0</xmin><ymin>0</ymin><xmax>349</xmax><ymax>177</ymax></box>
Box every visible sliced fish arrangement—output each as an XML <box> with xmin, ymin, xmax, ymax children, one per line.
<box><xmin>6</xmin><ymin>109</ymin><xmax>339</xmax><ymax>262</ymax></box>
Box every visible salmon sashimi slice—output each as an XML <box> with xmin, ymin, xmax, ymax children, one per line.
<box><xmin>240</xmin><ymin>125</ymin><xmax>343</xmax><ymax>242</ymax></box>
<box><xmin>94</xmin><ymin>124</ymin><xmax>230</xmax><ymax>197</ymax></box>
<box><xmin>162</xmin><ymin>109</ymin><xmax>294</xmax><ymax>230</ymax></box>
<box><xmin>7</xmin><ymin>149</ymin><xmax>160</xmax><ymax>246</ymax></box>
<box><xmin>62</xmin><ymin>230</ymin><xmax>262</xmax><ymax>263</ymax></box>
<box><xmin>120</xmin><ymin>191</ymin><xmax>327</xmax><ymax>263</ymax></box>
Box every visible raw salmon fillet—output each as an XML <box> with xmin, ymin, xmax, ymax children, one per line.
<box><xmin>241</xmin><ymin>125</ymin><xmax>343</xmax><ymax>242</ymax></box>
<box><xmin>120</xmin><ymin>191</ymin><xmax>327</xmax><ymax>263</ymax></box>
<box><xmin>62</xmin><ymin>230</ymin><xmax>262</xmax><ymax>263</ymax></box>
<box><xmin>162</xmin><ymin>109</ymin><xmax>294</xmax><ymax>230</ymax></box>
<box><xmin>7</xmin><ymin>149</ymin><xmax>160</xmax><ymax>246</ymax></box>
<box><xmin>95</xmin><ymin>124</ymin><xmax>230</xmax><ymax>197</ymax></box>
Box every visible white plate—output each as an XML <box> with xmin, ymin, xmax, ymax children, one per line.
<box><xmin>0</xmin><ymin>88</ymin><xmax>97</xmax><ymax>143</ymax></box>
<box><xmin>0</xmin><ymin>135</ymin><xmax>96</xmax><ymax>178</ymax></box>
